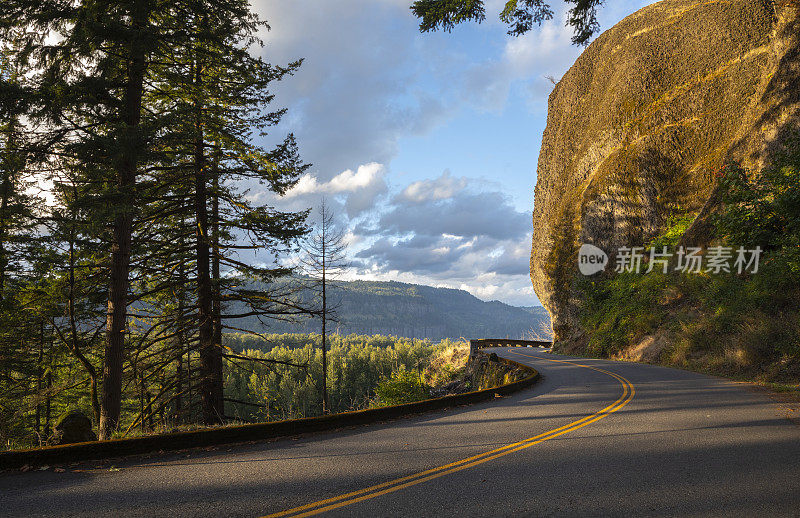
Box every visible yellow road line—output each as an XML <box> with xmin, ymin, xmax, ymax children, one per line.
<box><xmin>263</xmin><ymin>352</ymin><xmax>635</xmax><ymax>518</ymax></box>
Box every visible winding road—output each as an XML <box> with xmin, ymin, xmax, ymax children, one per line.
<box><xmin>3</xmin><ymin>348</ymin><xmax>800</xmax><ymax>517</ymax></box>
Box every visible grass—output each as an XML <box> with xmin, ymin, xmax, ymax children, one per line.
<box><xmin>576</xmin><ymin>238</ymin><xmax>800</xmax><ymax>387</ymax></box>
<box><xmin>422</xmin><ymin>341</ymin><xmax>470</xmax><ymax>386</ymax></box>
<box><xmin>372</xmin><ymin>341</ymin><xmax>528</xmax><ymax>406</ymax></box>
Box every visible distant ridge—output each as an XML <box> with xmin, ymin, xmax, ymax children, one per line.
<box><xmin>228</xmin><ymin>279</ymin><xmax>552</xmax><ymax>341</ymax></box>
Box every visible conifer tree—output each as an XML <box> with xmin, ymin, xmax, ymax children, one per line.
<box><xmin>0</xmin><ymin>0</ymin><xmax>169</xmax><ymax>438</ymax></box>
<box><xmin>142</xmin><ymin>0</ymin><xmax>311</xmax><ymax>424</ymax></box>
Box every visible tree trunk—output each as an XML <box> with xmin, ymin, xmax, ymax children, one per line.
<box><xmin>194</xmin><ymin>56</ymin><xmax>224</xmax><ymax>425</ymax></box>
<box><xmin>174</xmin><ymin>211</ymin><xmax>187</xmax><ymax>425</ymax></box>
<box><xmin>0</xmin><ymin>171</ymin><xmax>11</xmax><ymax>300</ymax></box>
<box><xmin>175</xmin><ymin>280</ymin><xmax>185</xmax><ymax>424</ymax></box>
<box><xmin>321</xmin><ymin>242</ymin><xmax>328</xmax><ymax>414</ymax></box>
<box><xmin>35</xmin><ymin>319</ymin><xmax>44</xmax><ymax>439</ymax></box>
<box><xmin>67</xmin><ymin>210</ymin><xmax>101</xmax><ymax>426</ymax></box>
<box><xmin>99</xmin><ymin>4</ymin><xmax>149</xmax><ymax>440</ymax></box>
<box><xmin>45</xmin><ymin>370</ymin><xmax>52</xmax><ymax>439</ymax></box>
<box><xmin>0</xmin><ymin>116</ymin><xmax>19</xmax><ymax>301</ymax></box>
<box><xmin>211</xmin><ymin>147</ymin><xmax>222</xmax><ymax>382</ymax></box>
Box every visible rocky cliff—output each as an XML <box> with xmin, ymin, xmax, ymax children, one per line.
<box><xmin>531</xmin><ymin>0</ymin><xmax>800</xmax><ymax>343</ymax></box>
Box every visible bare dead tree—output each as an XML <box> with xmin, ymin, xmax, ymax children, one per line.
<box><xmin>300</xmin><ymin>200</ymin><xmax>348</xmax><ymax>414</ymax></box>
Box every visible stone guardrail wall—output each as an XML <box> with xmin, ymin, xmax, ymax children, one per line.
<box><xmin>0</xmin><ymin>349</ymin><xmax>540</xmax><ymax>470</ymax></box>
<box><xmin>469</xmin><ymin>338</ymin><xmax>552</xmax><ymax>357</ymax></box>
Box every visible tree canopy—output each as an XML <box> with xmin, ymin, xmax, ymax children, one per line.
<box><xmin>410</xmin><ymin>0</ymin><xmax>605</xmax><ymax>45</ymax></box>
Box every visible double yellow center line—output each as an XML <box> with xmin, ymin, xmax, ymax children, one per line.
<box><xmin>264</xmin><ymin>352</ymin><xmax>635</xmax><ymax>518</ymax></box>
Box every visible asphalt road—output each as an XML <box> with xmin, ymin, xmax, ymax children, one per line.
<box><xmin>3</xmin><ymin>348</ymin><xmax>800</xmax><ymax>517</ymax></box>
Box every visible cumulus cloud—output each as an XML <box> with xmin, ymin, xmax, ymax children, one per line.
<box><xmin>351</xmin><ymin>173</ymin><xmax>532</xmax><ymax>289</ymax></box>
<box><xmin>264</xmin><ymin>160</ymin><xmax>538</xmax><ymax>303</ymax></box>
<box><xmin>462</xmin><ymin>276</ymin><xmax>538</xmax><ymax>306</ymax></box>
<box><xmin>273</xmin><ymin>163</ymin><xmax>388</xmax><ymax>219</ymax></box>
<box><xmin>356</xmin><ymin>236</ymin><xmax>455</xmax><ymax>275</ymax></box>
<box><xmin>251</xmin><ymin>0</ymin><xmax>458</xmax><ymax>180</ymax></box>
<box><xmin>489</xmin><ymin>236</ymin><xmax>533</xmax><ymax>276</ymax></box>
<box><xmin>250</xmin><ymin>0</ymin><xmax>653</xmax><ymax>178</ymax></box>
<box><xmin>397</xmin><ymin>170</ymin><xmax>469</xmax><ymax>204</ymax></box>
<box><xmin>251</xmin><ymin>0</ymin><xmax>657</xmax><ymax>177</ymax></box>
<box><xmin>374</xmin><ymin>189</ymin><xmax>529</xmax><ymax>242</ymax></box>
<box><xmin>459</xmin><ymin>7</ymin><xmax>580</xmax><ymax>112</ymax></box>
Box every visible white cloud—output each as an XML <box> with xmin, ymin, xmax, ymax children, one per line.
<box><xmin>373</xmin><ymin>189</ymin><xmax>529</xmax><ymax>241</ymax></box>
<box><xmin>351</xmin><ymin>180</ymin><xmax>532</xmax><ymax>301</ymax></box>
<box><xmin>459</xmin><ymin>6</ymin><xmax>580</xmax><ymax>112</ymax></box>
<box><xmin>398</xmin><ymin>170</ymin><xmax>469</xmax><ymax>203</ymax></box>
<box><xmin>285</xmin><ymin>163</ymin><xmax>385</xmax><ymax>197</ymax></box>
<box><xmin>468</xmin><ymin>283</ymin><xmax>500</xmax><ymax>300</ymax></box>
<box><xmin>267</xmin><ymin>162</ymin><xmax>388</xmax><ymax>220</ymax></box>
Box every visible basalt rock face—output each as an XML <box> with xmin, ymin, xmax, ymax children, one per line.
<box><xmin>531</xmin><ymin>0</ymin><xmax>800</xmax><ymax>344</ymax></box>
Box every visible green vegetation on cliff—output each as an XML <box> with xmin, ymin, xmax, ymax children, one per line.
<box><xmin>577</xmin><ymin>136</ymin><xmax>800</xmax><ymax>386</ymax></box>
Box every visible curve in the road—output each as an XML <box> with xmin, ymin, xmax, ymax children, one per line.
<box><xmin>264</xmin><ymin>353</ymin><xmax>635</xmax><ymax>518</ymax></box>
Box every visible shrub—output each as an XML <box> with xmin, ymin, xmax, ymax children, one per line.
<box><xmin>374</xmin><ymin>368</ymin><xmax>429</xmax><ymax>406</ymax></box>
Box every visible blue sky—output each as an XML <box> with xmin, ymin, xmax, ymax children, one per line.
<box><xmin>249</xmin><ymin>0</ymin><xmax>656</xmax><ymax>306</ymax></box>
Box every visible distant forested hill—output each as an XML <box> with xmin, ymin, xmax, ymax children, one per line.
<box><xmin>226</xmin><ymin>280</ymin><xmax>552</xmax><ymax>341</ymax></box>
